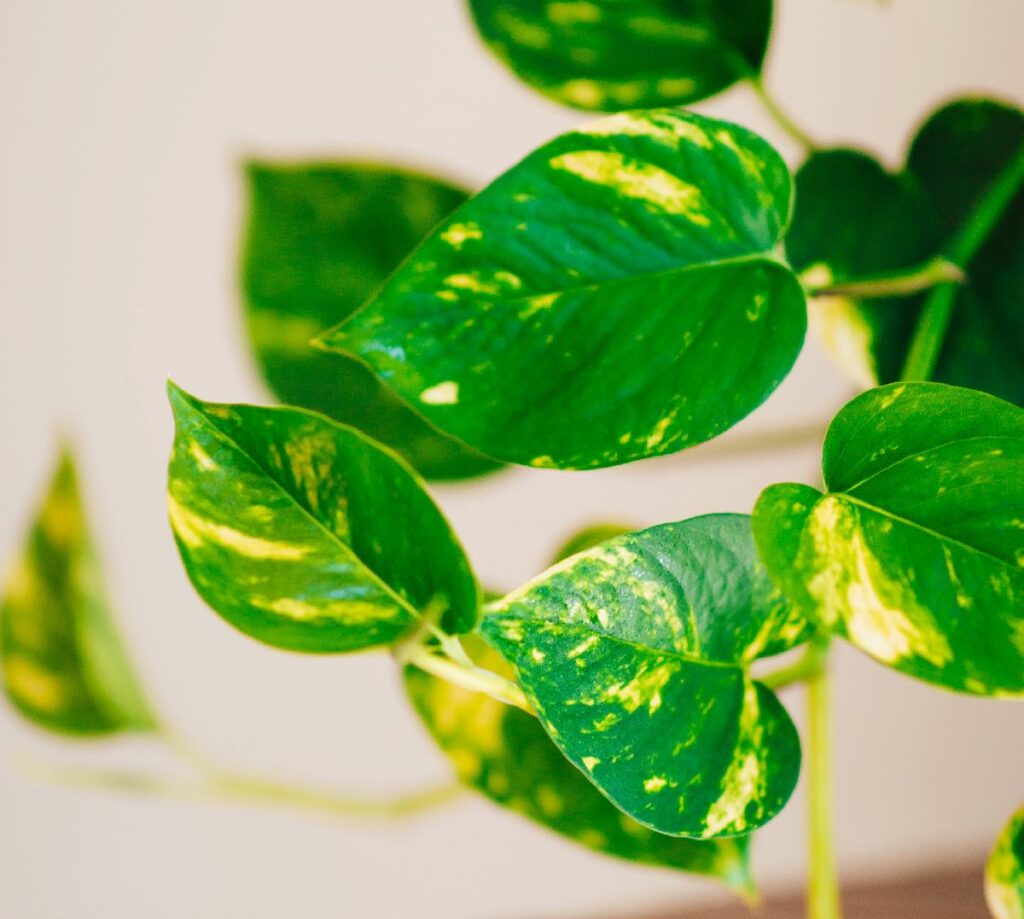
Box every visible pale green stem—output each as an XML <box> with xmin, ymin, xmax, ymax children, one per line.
<box><xmin>760</xmin><ymin>640</ymin><xmax>828</xmax><ymax>691</ymax></box>
<box><xmin>747</xmin><ymin>75</ymin><xmax>817</xmax><ymax>153</ymax></box>
<box><xmin>14</xmin><ymin>750</ymin><xmax>465</xmax><ymax>821</ymax></box>
<box><xmin>807</xmin><ymin>639</ymin><xmax>842</xmax><ymax>919</ymax></box>
<box><xmin>803</xmin><ymin>257</ymin><xmax>965</xmax><ymax>301</ymax></box>
<box><xmin>902</xmin><ymin>140</ymin><xmax>1024</xmax><ymax>381</ymax></box>
<box><xmin>399</xmin><ymin>643</ymin><xmax>533</xmax><ymax>714</ymax></box>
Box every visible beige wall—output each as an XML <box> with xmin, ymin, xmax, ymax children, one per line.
<box><xmin>1</xmin><ymin>1</ymin><xmax>1022</xmax><ymax>916</ymax></box>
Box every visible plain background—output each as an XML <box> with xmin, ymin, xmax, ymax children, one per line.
<box><xmin>1</xmin><ymin>1</ymin><xmax>1022</xmax><ymax>916</ymax></box>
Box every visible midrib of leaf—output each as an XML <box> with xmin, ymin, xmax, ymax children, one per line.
<box><xmin>486</xmin><ymin>613</ymin><xmax>750</xmax><ymax>674</ymax></box>
<box><xmin>832</xmin><ymin>492</ymin><xmax>1023</xmax><ymax>574</ymax></box>
<box><xmin>181</xmin><ymin>398</ymin><xmax>422</xmax><ymax>620</ymax></box>
<box><xmin>837</xmin><ymin>432</ymin><xmax>1024</xmax><ymax>494</ymax></box>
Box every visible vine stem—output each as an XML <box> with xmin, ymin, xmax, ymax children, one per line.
<box><xmin>760</xmin><ymin>639</ymin><xmax>828</xmax><ymax>691</ymax></box>
<box><xmin>901</xmin><ymin>140</ymin><xmax>1024</xmax><ymax>381</ymax></box>
<box><xmin>14</xmin><ymin>748</ymin><xmax>465</xmax><ymax>821</ymax></box>
<box><xmin>807</xmin><ymin>639</ymin><xmax>841</xmax><ymax>919</ymax></box>
<box><xmin>747</xmin><ymin>75</ymin><xmax>817</xmax><ymax>153</ymax></box>
<box><xmin>802</xmin><ymin>257</ymin><xmax>965</xmax><ymax>301</ymax></box>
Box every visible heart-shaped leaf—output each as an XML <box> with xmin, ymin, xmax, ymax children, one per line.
<box><xmin>788</xmin><ymin>99</ymin><xmax>1024</xmax><ymax>405</ymax></box>
<box><xmin>166</xmin><ymin>384</ymin><xmax>478</xmax><ymax>652</ymax></box>
<box><xmin>405</xmin><ymin>636</ymin><xmax>756</xmax><ymax>895</ymax></box>
<box><xmin>0</xmin><ymin>447</ymin><xmax>156</xmax><ymax>735</ymax></box>
<box><xmin>987</xmin><ymin>806</ymin><xmax>1024</xmax><ymax>919</ymax></box>
<box><xmin>242</xmin><ymin>162</ymin><xmax>499</xmax><ymax>481</ymax></box>
<box><xmin>482</xmin><ymin>514</ymin><xmax>807</xmax><ymax>838</ymax></box>
<box><xmin>320</xmin><ymin>109</ymin><xmax>806</xmax><ymax>470</ymax></box>
<box><xmin>754</xmin><ymin>382</ymin><xmax>1024</xmax><ymax>696</ymax></box>
<box><xmin>466</xmin><ymin>0</ymin><xmax>773</xmax><ymax>112</ymax></box>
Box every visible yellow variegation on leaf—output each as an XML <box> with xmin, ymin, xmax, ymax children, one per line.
<box><xmin>0</xmin><ymin>447</ymin><xmax>156</xmax><ymax>735</ymax></box>
<box><xmin>988</xmin><ymin>806</ymin><xmax>1024</xmax><ymax>919</ymax></box>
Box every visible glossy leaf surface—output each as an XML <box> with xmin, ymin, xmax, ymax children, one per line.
<box><xmin>242</xmin><ymin>162</ymin><xmax>499</xmax><ymax>480</ymax></box>
<box><xmin>987</xmin><ymin>806</ymin><xmax>1024</xmax><ymax>919</ymax></box>
<box><xmin>466</xmin><ymin>0</ymin><xmax>772</xmax><ymax>112</ymax></box>
<box><xmin>483</xmin><ymin>514</ymin><xmax>806</xmax><ymax>838</ymax></box>
<box><xmin>405</xmin><ymin>637</ymin><xmax>755</xmax><ymax>893</ymax></box>
<box><xmin>755</xmin><ymin>383</ymin><xmax>1024</xmax><ymax>696</ymax></box>
<box><xmin>0</xmin><ymin>448</ymin><xmax>155</xmax><ymax>734</ymax></box>
<box><xmin>167</xmin><ymin>384</ymin><xmax>477</xmax><ymax>652</ymax></box>
<box><xmin>321</xmin><ymin>110</ymin><xmax>806</xmax><ymax>470</ymax></box>
<box><xmin>789</xmin><ymin>99</ymin><xmax>1024</xmax><ymax>404</ymax></box>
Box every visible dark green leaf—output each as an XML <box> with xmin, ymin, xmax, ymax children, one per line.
<box><xmin>987</xmin><ymin>806</ymin><xmax>1024</xmax><ymax>919</ymax></box>
<box><xmin>166</xmin><ymin>384</ymin><xmax>478</xmax><ymax>652</ymax></box>
<box><xmin>242</xmin><ymin>162</ymin><xmax>500</xmax><ymax>481</ymax></box>
<box><xmin>550</xmin><ymin>522</ymin><xmax>635</xmax><ymax>563</ymax></box>
<box><xmin>483</xmin><ymin>514</ymin><xmax>807</xmax><ymax>838</ymax></box>
<box><xmin>787</xmin><ymin>149</ymin><xmax>939</xmax><ymax>385</ymax></box>
<box><xmin>0</xmin><ymin>447</ymin><xmax>156</xmax><ymax>735</ymax></box>
<box><xmin>789</xmin><ymin>99</ymin><xmax>1024</xmax><ymax>404</ymax></box>
<box><xmin>754</xmin><ymin>382</ymin><xmax>1024</xmax><ymax>696</ymax></box>
<box><xmin>466</xmin><ymin>0</ymin><xmax>772</xmax><ymax>111</ymax></box>
<box><xmin>405</xmin><ymin>636</ymin><xmax>756</xmax><ymax>895</ymax></box>
<box><xmin>320</xmin><ymin>110</ymin><xmax>806</xmax><ymax>470</ymax></box>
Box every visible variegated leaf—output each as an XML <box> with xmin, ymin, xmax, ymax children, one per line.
<box><xmin>0</xmin><ymin>447</ymin><xmax>156</xmax><ymax>735</ymax></box>
<box><xmin>482</xmin><ymin>514</ymin><xmax>807</xmax><ymax>838</ymax></box>
<box><xmin>242</xmin><ymin>162</ymin><xmax>499</xmax><ymax>481</ymax></box>
<box><xmin>405</xmin><ymin>636</ymin><xmax>756</xmax><ymax>895</ymax></box>
<box><xmin>466</xmin><ymin>0</ymin><xmax>773</xmax><ymax>112</ymax></box>
<box><xmin>788</xmin><ymin>98</ymin><xmax>1024</xmax><ymax>405</ymax></box>
<box><xmin>320</xmin><ymin>109</ymin><xmax>806</xmax><ymax>470</ymax></box>
<box><xmin>754</xmin><ymin>382</ymin><xmax>1024</xmax><ymax>696</ymax></box>
<box><xmin>166</xmin><ymin>384</ymin><xmax>478</xmax><ymax>652</ymax></box>
<box><xmin>987</xmin><ymin>806</ymin><xmax>1024</xmax><ymax>919</ymax></box>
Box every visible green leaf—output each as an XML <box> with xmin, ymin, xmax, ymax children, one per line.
<box><xmin>987</xmin><ymin>806</ymin><xmax>1024</xmax><ymax>919</ymax></box>
<box><xmin>242</xmin><ymin>162</ymin><xmax>500</xmax><ymax>481</ymax></box>
<box><xmin>466</xmin><ymin>0</ymin><xmax>772</xmax><ymax>112</ymax></box>
<box><xmin>787</xmin><ymin>149</ymin><xmax>939</xmax><ymax>386</ymax></box>
<box><xmin>789</xmin><ymin>99</ymin><xmax>1024</xmax><ymax>404</ymax></box>
<box><xmin>754</xmin><ymin>382</ymin><xmax>1024</xmax><ymax>696</ymax></box>
<box><xmin>550</xmin><ymin>522</ymin><xmax>635</xmax><ymax>563</ymax></box>
<box><xmin>320</xmin><ymin>110</ymin><xmax>806</xmax><ymax>470</ymax></box>
<box><xmin>0</xmin><ymin>447</ymin><xmax>156</xmax><ymax>735</ymax></box>
<box><xmin>482</xmin><ymin>514</ymin><xmax>807</xmax><ymax>838</ymax></box>
<box><xmin>166</xmin><ymin>384</ymin><xmax>478</xmax><ymax>652</ymax></box>
<box><xmin>404</xmin><ymin>637</ymin><xmax>756</xmax><ymax>895</ymax></box>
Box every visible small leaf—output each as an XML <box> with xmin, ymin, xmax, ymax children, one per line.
<box><xmin>788</xmin><ymin>98</ymin><xmax>1024</xmax><ymax>405</ymax></box>
<box><xmin>987</xmin><ymin>806</ymin><xmax>1024</xmax><ymax>919</ymax></box>
<box><xmin>320</xmin><ymin>109</ymin><xmax>806</xmax><ymax>470</ymax></box>
<box><xmin>166</xmin><ymin>384</ymin><xmax>478</xmax><ymax>651</ymax></box>
<box><xmin>405</xmin><ymin>637</ymin><xmax>756</xmax><ymax>895</ymax></box>
<box><xmin>482</xmin><ymin>514</ymin><xmax>807</xmax><ymax>838</ymax></box>
<box><xmin>754</xmin><ymin>382</ymin><xmax>1024</xmax><ymax>696</ymax></box>
<box><xmin>0</xmin><ymin>447</ymin><xmax>156</xmax><ymax>735</ymax></box>
<box><xmin>466</xmin><ymin>0</ymin><xmax>773</xmax><ymax>112</ymax></box>
<box><xmin>550</xmin><ymin>522</ymin><xmax>635</xmax><ymax>563</ymax></box>
<box><xmin>242</xmin><ymin>162</ymin><xmax>500</xmax><ymax>481</ymax></box>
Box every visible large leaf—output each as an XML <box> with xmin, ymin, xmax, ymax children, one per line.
<box><xmin>466</xmin><ymin>0</ymin><xmax>773</xmax><ymax>112</ymax></box>
<box><xmin>404</xmin><ymin>636</ymin><xmax>755</xmax><ymax>895</ymax></box>
<box><xmin>0</xmin><ymin>447</ymin><xmax>156</xmax><ymax>735</ymax></box>
<box><xmin>754</xmin><ymin>382</ymin><xmax>1024</xmax><ymax>696</ymax></box>
<box><xmin>789</xmin><ymin>98</ymin><xmax>1024</xmax><ymax>404</ymax></box>
<box><xmin>482</xmin><ymin>514</ymin><xmax>807</xmax><ymax>838</ymax></box>
<box><xmin>320</xmin><ymin>110</ymin><xmax>806</xmax><ymax>470</ymax></box>
<box><xmin>987</xmin><ymin>806</ymin><xmax>1024</xmax><ymax>919</ymax></box>
<box><xmin>242</xmin><ymin>162</ymin><xmax>499</xmax><ymax>481</ymax></box>
<box><xmin>166</xmin><ymin>384</ymin><xmax>478</xmax><ymax>652</ymax></box>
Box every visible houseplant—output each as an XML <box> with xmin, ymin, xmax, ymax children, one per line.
<box><xmin>2</xmin><ymin>3</ymin><xmax>1022</xmax><ymax>917</ymax></box>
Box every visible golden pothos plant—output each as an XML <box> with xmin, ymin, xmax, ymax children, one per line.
<box><xmin>3</xmin><ymin>3</ymin><xmax>1023</xmax><ymax>917</ymax></box>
